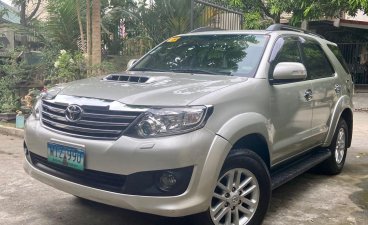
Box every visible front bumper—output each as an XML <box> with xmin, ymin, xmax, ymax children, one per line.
<box><xmin>23</xmin><ymin>116</ymin><xmax>232</xmax><ymax>217</ymax></box>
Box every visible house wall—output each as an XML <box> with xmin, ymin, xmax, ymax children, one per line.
<box><xmin>0</xmin><ymin>26</ymin><xmax>15</xmax><ymax>50</ymax></box>
<box><xmin>344</xmin><ymin>10</ymin><xmax>368</xmax><ymax>22</ymax></box>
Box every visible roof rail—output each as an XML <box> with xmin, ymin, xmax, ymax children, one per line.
<box><xmin>189</xmin><ymin>27</ymin><xmax>224</xmax><ymax>33</ymax></box>
<box><xmin>266</xmin><ymin>24</ymin><xmax>325</xmax><ymax>39</ymax></box>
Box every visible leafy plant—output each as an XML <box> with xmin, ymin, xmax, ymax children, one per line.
<box><xmin>0</xmin><ymin>63</ymin><xmax>21</xmax><ymax>113</ymax></box>
<box><xmin>138</xmin><ymin>0</ymin><xmax>218</xmax><ymax>45</ymax></box>
<box><xmin>51</xmin><ymin>50</ymin><xmax>86</xmax><ymax>83</ymax></box>
<box><xmin>46</xmin><ymin>0</ymin><xmax>81</xmax><ymax>51</ymax></box>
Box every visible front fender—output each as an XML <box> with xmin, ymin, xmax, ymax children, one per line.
<box><xmin>215</xmin><ymin>112</ymin><xmax>273</xmax><ymax>154</ymax></box>
<box><xmin>200</xmin><ymin>113</ymin><xmax>272</xmax><ymax>205</ymax></box>
<box><xmin>322</xmin><ymin>95</ymin><xmax>353</xmax><ymax>147</ymax></box>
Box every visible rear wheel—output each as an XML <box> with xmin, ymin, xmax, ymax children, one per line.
<box><xmin>318</xmin><ymin>119</ymin><xmax>348</xmax><ymax>175</ymax></box>
<box><xmin>194</xmin><ymin>149</ymin><xmax>271</xmax><ymax>225</ymax></box>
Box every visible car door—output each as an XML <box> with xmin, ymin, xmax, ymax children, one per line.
<box><xmin>269</xmin><ymin>35</ymin><xmax>315</xmax><ymax>165</ymax></box>
<box><xmin>299</xmin><ymin>37</ymin><xmax>338</xmax><ymax>145</ymax></box>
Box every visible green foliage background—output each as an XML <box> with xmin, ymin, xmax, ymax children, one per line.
<box><xmin>2</xmin><ymin>0</ymin><xmax>368</xmax><ymax>113</ymax></box>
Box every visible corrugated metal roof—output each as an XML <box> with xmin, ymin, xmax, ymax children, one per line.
<box><xmin>0</xmin><ymin>1</ymin><xmax>20</xmax><ymax>24</ymax></box>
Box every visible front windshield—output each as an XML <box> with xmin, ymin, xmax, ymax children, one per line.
<box><xmin>130</xmin><ymin>34</ymin><xmax>268</xmax><ymax>77</ymax></box>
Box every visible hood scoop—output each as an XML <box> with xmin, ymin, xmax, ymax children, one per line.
<box><xmin>102</xmin><ymin>74</ymin><xmax>171</xmax><ymax>84</ymax></box>
<box><xmin>103</xmin><ymin>74</ymin><xmax>150</xmax><ymax>83</ymax></box>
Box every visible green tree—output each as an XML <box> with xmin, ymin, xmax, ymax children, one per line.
<box><xmin>230</xmin><ymin>0</ymin><xmax>368</xmax><ymax>28</ymax></box>
<box><xmin>46</xmin><ymin>0</ymin><xmax>80</xmax><ymax>50</ymax></box>
<box><xmin>268</xmin><ymin>0</ymin><xmax>368</xmax><ymax>25</ymax></box>
<box><xmin>101</xmin><ymin>0</ymin><xmax>139</xmax><ymax>54</ymax></box>
<box><xmin>229</xmin><ymin>0</ymin><xmax>278</xmax><ymax>29</ymax></box>
<box><xmin>12</xmin><ymin>0</ymin><xmax>41</xmax><ymax>27</ymax></box>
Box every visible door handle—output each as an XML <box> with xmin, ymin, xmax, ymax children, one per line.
<box><xmin>304</xmin><ymin>89</ymin><xmax>313</xmax><ymax>101</ymax></box>
<box><xmin>335</xmin><ymin>84</ymin><xmax>341</xmax><ymax>94</ymax></box>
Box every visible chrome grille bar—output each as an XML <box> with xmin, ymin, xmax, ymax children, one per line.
<box><xmin>82</xmin><ymin>112</ymin><xmax>137</xmax><ymax>119</ymax></box>
<box><xmin>42</xmin><ymin>104</ymin><xmax>66</xmax><ymax>114</ymax></box>
<box><xmin>42</xmin><ymin>118</ymin><xmax>123</xmax><ymax>134</ymax></box>
<box><xmin>41</xmin><ymin>99</ymin><xmax>142</xmax><ymax>140</ymax></box>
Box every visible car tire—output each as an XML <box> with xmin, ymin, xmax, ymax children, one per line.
<box><xmin>318</xmin><ymin>119</ymin><xmax>348</xmax><ymax>175</ymax></box>
<box><xmin>192</xmin><ymin>149</ymin><xmax>271</xmax><ymax>225</ymax></box>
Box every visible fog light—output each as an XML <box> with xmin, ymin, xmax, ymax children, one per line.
<box><xmin>158</xmin><ymin>171</ymin><xmax>177</xmax><ymax>191</ymax></box>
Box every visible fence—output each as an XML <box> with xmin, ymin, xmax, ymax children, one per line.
<box><xmin>123</xmin><ymin>37</ymin><xmax>153</xmax><ymax>57</ymax></box>
<box><xmin>123</xmin><ymin>0</ymin><xmax>244</xmax><ymax>56</ymax></box>
<box><xmin>190</xmin><ymin>0</ymin><xmax>243</xmax><ymax>30</ymax></box>
<box><xmin>338</xmin><ymin>43</ymin><xmax>368</xmax><ymax>85</ymax></box>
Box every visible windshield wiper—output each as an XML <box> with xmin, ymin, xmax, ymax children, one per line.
<box><xmin>170</xmin><ymin>69</ymin><xmax>229</xmax><ymax>75</ymax></box>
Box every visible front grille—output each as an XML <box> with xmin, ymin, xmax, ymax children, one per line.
<box><xmin>29</xmin><ymin>152</ymin><xmax>127</xmax><ymax>193</ymax></box>
<box><xmin>41</xmin><ymin>100</ymin><xmax>142</xmax><ymax>140</ymax></box>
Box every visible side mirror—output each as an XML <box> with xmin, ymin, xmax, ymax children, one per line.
<box><xmin>127</xmin><ymin>59</ymin><xmax>138</xmax><ymax>70</ymax></box>
<box><xmin>272</xmin><ymin>62</ymin><xmax>307</xmax><ymax>83</ymax></box>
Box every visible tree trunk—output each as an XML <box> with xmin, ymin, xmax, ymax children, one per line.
<box><xmin>27</xmin><ymin>0</ymin><xmax>42</xmax><ymax>22</ymax></box>
<box><xmin>91</xmin><ymin>0</ymin><xmax>101</xmax><ymax>66</ymax></box>
<box><xmin>18</xmin><ymin>0</ymin><xmax>41</xmax><ymax>48</ymax></box>
<box><xmin>274</xmin><ymin>13</ymin><xmax>281</xmax><ymax>24</ymax></box>
<box><xmin>20</xmin><ymin>1</ymin><xmax>26</xmax><ymax>26</ymax></box>
<box><xmin>19</xmin><ymin>0</ymin><xmax>42</xmax><ymax>26</ymax></box>
<box><xmin>76</xmin><ymin>0</ymin><xmax>86</xmax><ymax>53</ymax></box>
<box><xmin>86</xmin><ymin>0</ymin><xmax>92</xmax><ymax>67</ymax></box>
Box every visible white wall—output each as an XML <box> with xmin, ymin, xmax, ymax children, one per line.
<box><xmin>345</xmin><ymin>10</ymin><xmax>368</xmax><ymax>22</ymax></box>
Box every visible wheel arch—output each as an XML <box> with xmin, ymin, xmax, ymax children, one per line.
<box><xmin>340</xmin><ymin>108</ymin><xmax>353</xmax><ymax>148</ymax></box>
<box><xmin>231</xmin><ymin>134</ymin><xmax>271</xmax><ymax>169</ymax></box>
<box><xmin>215</xmin><ymin>112</ymin><xmax>273</xmax><ymax>168</ymax></box>
<box><xmin>323</xmin><ymin>95</ymin><xmax>353</xmax><ymax>148</ymax></box>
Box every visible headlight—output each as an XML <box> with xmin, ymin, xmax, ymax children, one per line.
<box><xmin>32</xmin><ymin>98</ymin><xmax>42</xmax><ymax>120</ymax></box>
<box><xmin>43</xmin><ymin>85</ymin><xmax>66</xmax><ymax>100</ymax></box>
<box><xmin>128</xmin><ymin>106</ymin><xmax>212</xmax><ymax>138</ymax></box>
<box><xmin>32</xmin><ymin>84</ymin><xmax>66</xmax><ymax>120</ymax></box>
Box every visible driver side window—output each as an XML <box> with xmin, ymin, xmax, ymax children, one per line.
<box><xmin>270</xmin><ymin>36</ymin><xmax>302</xmax><ymax>64</ymax></box>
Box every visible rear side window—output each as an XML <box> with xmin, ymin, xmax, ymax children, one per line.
<box><xmin>301</xmin><ymin>38</ymin><xmax>335</xmax><ymax>80</ymax></box>
<box><xmin>327</xmin><ymin>44</ymin><xmax>350</xmax><ymax>74</ymax></box>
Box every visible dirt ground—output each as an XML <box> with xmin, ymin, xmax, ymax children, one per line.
<box><xmin>0</xmin><ymin>112</ymin><xmax>367</xmax><ymax>225</ymax></box>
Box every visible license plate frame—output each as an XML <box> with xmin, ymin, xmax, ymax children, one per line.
<box><xmin>47</xmin><ymin>142</ymin><xmax>85</xmax><ymax>171</ymax></box>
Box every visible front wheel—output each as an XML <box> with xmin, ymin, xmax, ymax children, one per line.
<box><xmin>194</xmin><ymin>149</ymin><xmax>271</xmax><ymax>225</ymax></box>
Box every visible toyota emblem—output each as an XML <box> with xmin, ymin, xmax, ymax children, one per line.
<box><xmin>65</xmin><ymin>105</ymin><xmax>83</xmax><ymax>122</ymax></box>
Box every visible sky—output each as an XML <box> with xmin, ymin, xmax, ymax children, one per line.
<box><xmin>2</xmin><ymin>0</ymin><xmax>13</xmax><ymax>6</ymax></box>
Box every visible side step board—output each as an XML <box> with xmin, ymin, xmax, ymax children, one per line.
<box><xmin>271</xmin><ymin>149</ymin><xmax>331</xmax><ymax>190</ymax></box>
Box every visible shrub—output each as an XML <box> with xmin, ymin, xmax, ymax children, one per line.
<box><xmin>0</xmin><ymin>73</ymin><xmax>20</xmax><ymax>113</ymax></box>
<box><xmin>51</xmin><ymin>50</ymin><xmax>87</xmax><ymax>83</ymax></box>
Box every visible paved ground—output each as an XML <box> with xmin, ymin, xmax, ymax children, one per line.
<box><xmin>0</xmin><ymin>113</ymin><xmax>367</xmax><ymax>225</ymax></box>
<box><xmin>353</xmin><ymin>92</ymin><xmax>368</xmax><ymax>110</ymax></box>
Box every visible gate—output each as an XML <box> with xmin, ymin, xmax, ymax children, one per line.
<box><xmin>338</xmin><ymin>43</ymin><xmax>368</xmax><ymax>85</ymax></box>
<box><xmin>190</xmin><ymin>0</ymin><xmax>243</xmax><ymax>31</ymax></box>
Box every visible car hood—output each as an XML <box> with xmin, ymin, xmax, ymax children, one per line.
<box><xmin>58</xmin><ymin>72</ymin><xmax>248</xmax><ymax>106</ymax></box>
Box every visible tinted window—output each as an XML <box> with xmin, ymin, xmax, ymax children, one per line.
<box><xmin>131</xmin><ymin>34</ymin><xmax>268</xmax><ymax>77</ymax></box>
<box><xmin>270</xmin><ymin>36</ymin><xmax>301</xmax><ymax>64</ymax></box>
<box><xmin>328</xmin><ymin>44</ymin><xmax>350</xmax><ymax>74</ymax></box>
<box><xmin>301</xmin><ymin>38</ymin><xmax>334</xmax><ymax>79</ymax></box>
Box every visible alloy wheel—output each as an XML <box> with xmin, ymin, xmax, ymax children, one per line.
<box><xmin>210</xmin><ymin>168</ymin><xmax>260</xmax><ymax>225</ymax></box>
<box><xmin>335</xmin><ymin>128</ymin><xmax>346</xmax><ymax>164</ymax></box>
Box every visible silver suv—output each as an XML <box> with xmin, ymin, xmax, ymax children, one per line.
<box><xmin>24</xmin><ymin>25</ymin><xmax>353</xmax><ymax>225</ymax></box>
